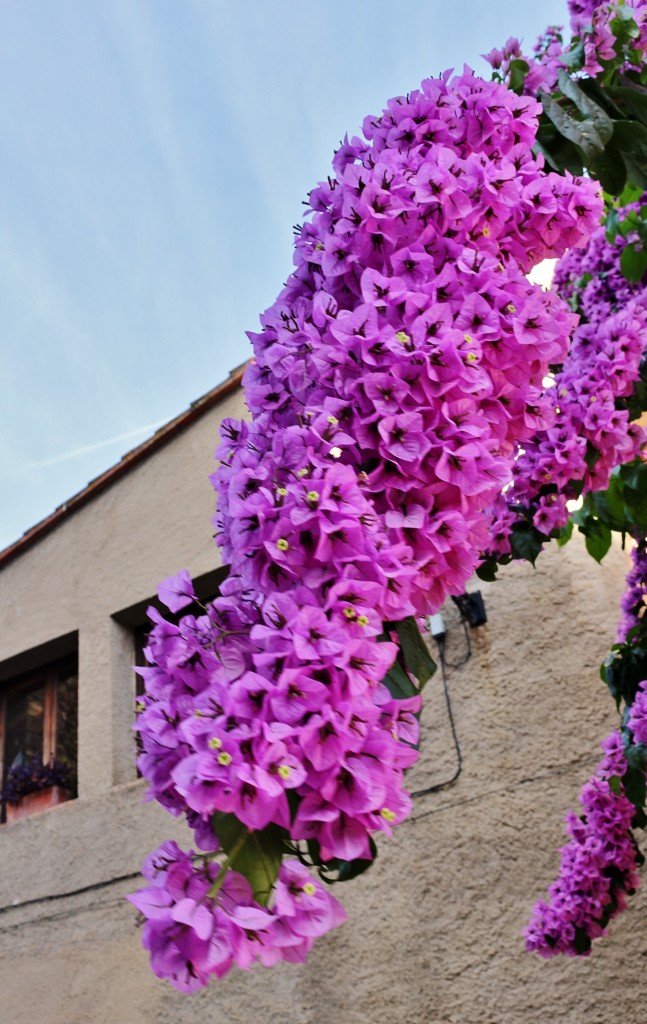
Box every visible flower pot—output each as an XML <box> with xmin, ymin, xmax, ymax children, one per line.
<box><xmin>5</xmin><ymin>785</ymin><xmax>71</xmax><ymax>824</ymax></box>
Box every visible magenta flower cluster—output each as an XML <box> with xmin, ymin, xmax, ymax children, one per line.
<box><xmin>571</xmin><ymin>0</ymin><xmax>647</xmax><ymax>76</ymax></box>
<box><xmin>133</xmin><ymin>67</ymin><xmax>602</xmax><ymax>987</ymax></box>
<box><xmin>217</xmin><ymin>69</ymin><xmax>599</xmax><ymax>614</ymax></box>
<box><xmin>485</xmin><ymin>210</ymin><xmax>647</xmax><ymax>555</ymax></box>
<box><xmin>484</xmin><ymin>29</ymin><xmax>565</xmax><ymax>96</ymax></box>
<box><xmin>618</xmin><ymin>541</ymin><xmax>647</xmax><ymax>641</ymax></box>
<box><xmin>525</xmin><ymin>731</ymin><xmax>640</xmax><ymax>957</ymax></box>
<box><xmin>568</xmin><ymin>0</ymin><xmax>603</xmax><ymax>33</ymax></box>
<box><xmin>523</xmin><ymin>199</ymin><xmax>647</xmax><ymax>959</ymax></box>
<box><xmin>628</xmin><ymin>678</ymin><xmax>647</xmax><ymax>743</ymax></box>
<box><xmin>128</xmin><ymin>841</ymin><xmax>346</xmax><ymax>992</ymax></box>
<box><xmin>489</xmin><ymin>2</ymin><xmax>647</xmax><ymax>98</ymax></box>
<box><xmin>630</xmin><ymin>679</ymin><xmax>647</xmax><ymax>745</ymax></box>
<box><xmin>554</xmin><ymin>208</ymin><xmax>647</xmax><ymax>322</ymax></box>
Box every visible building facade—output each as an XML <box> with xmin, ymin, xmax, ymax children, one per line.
<box><xmin>0</xmin><ymin>369</ymin><xmax>644</xmax><ymax>1024</ymax></box>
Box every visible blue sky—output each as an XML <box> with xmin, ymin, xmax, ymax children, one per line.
<box><xmin>0</xmin><ymin>0</ymin><xmax>568</xmax><ymax>550</ymax></box>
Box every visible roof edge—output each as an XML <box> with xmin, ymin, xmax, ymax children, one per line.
<box><xmin>0</xmin><ymin>364</ymin><xmax>246</xmax><ymax>571</ymax></box>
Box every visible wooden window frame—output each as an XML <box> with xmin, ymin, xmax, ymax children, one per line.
<box><xmin>0</xmin><ymin>654</ymin><xmax>78</xmax><ymax>824</ymax></box>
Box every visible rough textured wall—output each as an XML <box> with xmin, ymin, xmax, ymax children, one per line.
<box><xmin>1</xmin><ymin>534</ymin><xmax>642</xmax><ymax>1024</ymax></box>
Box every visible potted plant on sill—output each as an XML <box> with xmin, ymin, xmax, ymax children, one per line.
<box><xmin>1</xmin><ymin>754</ymin><xmax>72</xmax><ymax>824</ymax></box>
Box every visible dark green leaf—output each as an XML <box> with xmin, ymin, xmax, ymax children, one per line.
<box><xmin>534</xmin><ymin>121</ymin><xmax>585</xmax><ymax>175</ymax></box>
<box><xmin>555</xmin><ymin>519</ymin><xmax>574</xmax><ymax>547</ymax></box>
<box><xmin>620</xmin><ymin>241</ymin><xmax>647</xmax><ymax>282</ymax></box>
<box><xmin>395</xmin><ymin>616</ymin><xmax>437</xmax><ymax>689</ymax></box>
<box><xmin>623</xmin><ymin>152</ymin><xmax>647</xmax><ymax>190</ymax></box>
<box><xmin>625</xmin><ymin>742</ymin><xmax>647</xmax><ymax>773</ymax></box>
<box><xmin>382</xmin><ymin>659</ymin><xmax>418</xmax><ymax>700</ymax></box>
<box><xmin>211</xmin><ymin>812</ymin><xmax>286</xmax><ymax>906</ymax></box>
<box><xmin>602</xmin><ymin>654</ymin><xmax>622</xmax><ymax>710</ymax></box>
<box><xmin>589</xmin><ymin>147</ymin><xmax>628</xmax><ymax>194</ymax></box>
<box><xmin>622</xmin><ymin>764</ymin><xmax>647</xmax><ymax>810</ymax></box>
<box><xmin>606</xmin><ymin>84</ymin><xmax>647</xmax><ymax>127</ymax></box>
<box><xmin>605</xmin><ymin>206</ymin><xmax>621</xmax><ymax>242</ymax></box>
<box><xmin>602</xmin><ymin>643</ymin><xmax>647</xmax><ymax>708</ymax></box>
<box><xmin>579</xmin><ymin>76</ymin><xmax>626</xmax><ymax>119</ymax></box>
<box><xmin>612</xmin><ymin>119</ymin><xmax>647</xmax><ymax>162</ymax></box>
<box><xmin>508</xmin><ymin>59</ymin><xmax>530</xmax><ymax>95</ymax></box>
<box><xmin>540</xmin><ymin>91</ymin><xmax>606</xmax><ymax>162</ymax></box>
<box><xmin>584</xmin><ymin>521</ymin><xmax>612</xmax><ymax>563</ymax></box>
<box><xmin>509</xmin><ymin>521</ymin><xmax>546</xmax><ymax>566</ymax></box>
<box><xmin>573</xmin><ymin>927</ymin><xmax>592</xmax><ymax>955</ymax></box>
<box><xmin>619</xmin><ymin>459</ymin><xmax>647</xmax><ymax>530</ymax></box>
<box><xmin>633</xmin><ymin>806</ymin><xmax>647</xmax><ymax>831</ymax></box>
<box><xmin>557</xmin><ymin>70</ymin><xmax>614</xmax><ymax>143</ymax></box>
<box><xmin>476</xmin><ymin>557</ymin><xmax>500</xmax><ymax>582</ymax></box>
<box><xmin>596</xmin><ymin>470</ymin><xmax>630</xmax><ymax>526</ymax></box>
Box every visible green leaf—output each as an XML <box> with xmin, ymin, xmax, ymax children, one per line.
<box><xmin>602</xmin><ymin>652</ymin><xmax>623</xmax><ymax>710</ymax></box>
<box><xmin>573</xmin><ymin>927</ymin><xmax>592</xmax><ymax>955</ymax></box>
<box><xmin>534</xmin><ymin>121</ymin><xmax>585</xmax><ymax>175</ymax></box>
<box><xmin>622</xmin><ymin>763</ymin><xmax>647</xmax><ymax>810</ymax></box>
<box><xmin>632</xmin><ymin>806</ymin><xmax>647</xmax><ymax>831</ymax></box>
<box><xmin>577</xmin><ymin>481</ymin><xmax>632</xmax><ymax>537</ymax></box>
<box><xmin>612</xmin><ymin>119</ymin><xmax>647</xmax><ymax>162</ymax></box>
<box><xmin>619</xmin><ymin>459</ymin><xmax>647</xmax><ymax>530</ymax></box>
<box><xmin>394</xmin><ymin>616</ymin><xmax>437</xmax><ymax>689</ymax></box>
<box><xmin>597</xmin><ymin>470</ymin><xmax>630</xmax><ymax>526</ymax></box>
<box><xmin>555</xmin><ymin>519</ymin><xmax>574</xmax><ymax>547</ymax></box>
<box><xmin>620</xmin><ymin>241</ymin><xmax>647</xmax><ymax>282</ymax></box>
<box><xmin>540</xmin><ymin>91</ymin><xmax>606</xmax><ymax>163</ymax></box>
<box><xmin>603</xmin><ymin>643</ymin><xmax>647</xmax><ymax>708</ymax></box>
<box><xmin>605</xmin><ymin>206</ymin><xmax>621</xmax><ymax>242</ymax></box>
<box><xmin>509</xmin><ymin>521</ymin><xmax>546</xmax><ymax>566</ymax></box>
<box><xmin>611</xmin><ymin>4</ymin><xmax>641</xmax><ymax>43</ymax></box>
<box><xmin>618</xmin><ymin>182</ymin><xmax>645</xmax><ymax>207</ymax></box>
<box><xmin>557</xmin><ymin>70</ymin><xmax>614</xmax><ymax>144</ymax></box>
<box><xmin>626</xmin><ymin>743</ymin><xmax>647</xmax><ymax>773</ymax></box>
<box><xmin>561</xmin><ymin>40</ymin><xmax>585</xmax><ymax>71</ymax></box>
<box><xmin>623</xmin><ymin>152</ymin><xmax>647</xmax><ymax>190</ymax></box>
<box><xmin>476</xmin><ymin>556</ymin><xmax>500</xmax><ymax>582</ymax></box>
<box><xmin>211</xmin><ymin>812</ymin><xmax>285</xmax><ymax>906</ymax></box>
<box><xmin>589</xmin><ymin>147</ymin><xmax>628</xmax><ymax>194</ymax></box>
<box><xmin>508</xmin><ymin>59</ymin><xmax>530</xmax><ymax>95</ymax></box>
<box><xmin>579</xmin><ymin>77</ymin><xmax>626</xmax><ymax>120</ymax></box>
<box><xmin>382</xmin><ymin>659</ymin><xmax>418</xmax><ymax>700</ymax></box>
<box><xmin>606</xmin><ymin>84</ymin><xmax>647</xmax><ymax>127</ymax></box>
<box><xmin>583</xmin><ymin>520</ymin><xmax>612</xmax><ymax>563</ymax></box>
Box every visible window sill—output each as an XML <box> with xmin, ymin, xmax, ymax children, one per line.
<box><xmin>3</xmin><ymin>786</ymin><xmax>71</xmax><ymax>825</ymax></box>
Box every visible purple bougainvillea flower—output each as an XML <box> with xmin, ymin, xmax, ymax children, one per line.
<box><xmin>157</xmin><ymin>570</ymin><xmax>197</xmax><ymax>613</ymax></box>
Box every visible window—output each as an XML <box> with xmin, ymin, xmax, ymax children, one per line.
<box><xmin>112</xmin><ymin>567</ymin><xmax>227</xmax><ymax>776</ymax></box>
<box><xmin>0</xmin><ymin>655</ymin><xmax>78</xmax><ymax>823</ymax></box>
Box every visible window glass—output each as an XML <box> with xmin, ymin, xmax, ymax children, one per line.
<box><xmin>3</xmin><ymin>681</ymin><xmax>46</xmax><ymax>777</ymax></box>
<box><xmin>56</xmin><ymin>667</ymin><xmax>78</xmax><ymax>796</ymax></box>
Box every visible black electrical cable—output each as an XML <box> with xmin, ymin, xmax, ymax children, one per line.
<box><xmin>411</xmin><ymin>633</ymin><xmax>464</xmax><ymax>798</ymax></box>
<box><xmin>441</xmin><ymin>616</ymin><xmax>471</xmax><ymax>670</ymax></box>
<box><xmin>0</xmin><ymin>871</ymin><xmax>141</xmax><ymax>919</ymax></box>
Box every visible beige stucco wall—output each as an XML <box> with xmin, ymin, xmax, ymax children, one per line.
<box><xmin>0</xmin><ymin>396</ymin><xmax>644</xmax><ymax>1023</ymax></box>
